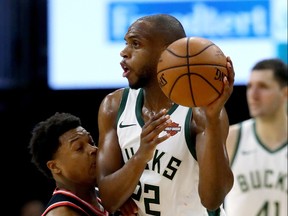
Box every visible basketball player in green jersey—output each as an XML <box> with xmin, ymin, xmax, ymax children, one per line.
<box><xmin>225</xmin><ymin>58</ymin><xmax>287</xmax><ymax>216</ymax></box>
<box><xmin>95</xmin><ymin>14</ymin><xmax>235</xmax><ymax>215</ymax></box>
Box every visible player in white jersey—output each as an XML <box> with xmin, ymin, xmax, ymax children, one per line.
<box><xmin>96</xmin><ymin>14</ymin><xmax>235</xmax><ymax>215</ymax></box>
<box><xmin>117</xmin><ymin>88</ymin><xmax>227</xmax><ymax>215</ymax></box>
<box><xmin>225</xmin><ymin>58</ymin><xmax>288</xmax><ymax>216</ymax></box>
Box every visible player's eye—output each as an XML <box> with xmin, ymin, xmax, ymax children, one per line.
<box><xmin>132</xmin><ymin>41</ymin><xmax>140</xmax><ymax>48</ymax></box>
<box><xmin>73</xmin><ymin>143</ymin><xmax>83</xmax><ymax>152</ymax></box>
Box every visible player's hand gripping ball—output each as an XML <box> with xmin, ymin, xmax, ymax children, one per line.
<box><xmin>157</xmin><ymin>37</ymin><xmax>228</xmax><ymax>107</ymax></box>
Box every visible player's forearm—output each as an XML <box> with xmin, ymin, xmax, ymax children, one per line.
<box><xmin>198</xmin><ymin>150</ymin><xmax>233</xmax><ymax>209</ymax></box>
<box><xmin>98</xmin><ymin>156</ymin><xmax>147</xmax><ymax>213</ymax></box>
<box><xmin>197</xmin><ymin>119</ymin><xmax>233</xmax><ymax>210</ymax></box>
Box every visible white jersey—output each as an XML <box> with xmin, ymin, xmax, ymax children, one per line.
<box><xmin>117</xmin><ymin>88</ymin><xmax>226</xmax><ymax>216</ymax></box>
<box><xmin>225</xmin><ymin>119</ymin><xmax>288</xmax><ymax>216</ymax></box>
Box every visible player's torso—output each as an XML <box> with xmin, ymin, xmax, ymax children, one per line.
<box><xmin>225</xmin><ymin>119</ymin><xmax>288</xmax><ymax>216</ymax></box>
<box><xmin>117</xmin><ymin>88</ymin><xmax>226</xmax><ymax>216</ymax></box>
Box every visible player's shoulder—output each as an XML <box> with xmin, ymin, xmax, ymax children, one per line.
<box><xmin>226</xmin><ymin>122</ymin><xmax>241</xmax><ymax>160</ymax></box>
<box><xmin>101</xmin><ymin>88</ymin><xmax>125</xmax><ymax>105</ymax></box>
<box><xmin>229</xmin><ymin>118</ymin><xmax>254</xmax><ymax>132</ymax></box>
<box><xmin>99</xmin><ymin>88</ymin><xmax>126</xmax><ymax>115</ymax></box>
<box><xmin>229</xmin><ymin>123</ymin><xmax>240</xmax><ymax>133</ymax></box>
<box><xmin>227</xmin><ymin>119</ymin><xmax>254</xmax><ymax>159</ymax></box>
<box><xmin>45</xmin><ymin>205</ymin><xmax>83</xmax><ymax>216</ymax></box>
<box><xmin>105</xmin><ymin>88</ymin><xmax>125</xmax><ymax>100</ymax></box>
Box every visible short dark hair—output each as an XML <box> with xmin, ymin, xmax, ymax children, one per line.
<box><xmin>137</xmin><ymin>14</ymin><xmax>186</xmax><ymax>46</ymax></box>
<box><xmin>28</xmin><ymin>112</ymin><xmax>81</xmax><ymax>178</ymax></box>
<box><xmin>252</xmin><ymin>58</ymin><xmax>288</xmax><ymax>88</ymax></box>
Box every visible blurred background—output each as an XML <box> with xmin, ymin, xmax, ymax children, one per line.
<box><xmin>0</xmin><ymin>0</ymin><xmax>287</xmax><ymax>214</ymax></box>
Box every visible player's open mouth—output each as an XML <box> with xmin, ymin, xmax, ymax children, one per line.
<box><xmin>120</xmin><ymin>62</ymin><xmax>130</xmax><ymax>77</ymax></box>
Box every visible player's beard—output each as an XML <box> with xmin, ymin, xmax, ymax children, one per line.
<box><xmin>129</xmin><ymin>64</ymin><xmax>156</xmax><ymax>90</ymax></box>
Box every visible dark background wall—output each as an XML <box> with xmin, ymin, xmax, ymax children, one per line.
<box><xmin>0</xmin><ymin>0</ymin><xmax>249</xmax><ymax>214</ymax></box>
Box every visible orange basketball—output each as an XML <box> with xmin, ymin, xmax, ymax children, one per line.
<box><xmin>157</xmin><ymin>37</ymin><xmax>228</xmax><ymax>107</ymax></box>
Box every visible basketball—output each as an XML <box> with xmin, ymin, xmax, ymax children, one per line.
<box><xmin>157</xmin><ymin>37</ymin><xmax>228</xmax><ymax>107</ymax></box>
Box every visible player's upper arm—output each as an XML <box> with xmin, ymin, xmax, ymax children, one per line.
<box><xmin>96</xmin><ymin>88</ymin><xmax>125</xmax><ymax>178</ymax></box>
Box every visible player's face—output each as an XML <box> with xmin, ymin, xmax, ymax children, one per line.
<box><xmin>53</xmin><ymin>126</ymin><xmax>98</xmax><ymax>186</ymax></box>
<box><xmin>120</xmin><ymin>20</ymin><xmax>164</xmax><ymax>89</ymax></box>
<box><xmin>246</xmin><ymin>69</ymin><xmax>285</xmax><ymax>118</ymax></box>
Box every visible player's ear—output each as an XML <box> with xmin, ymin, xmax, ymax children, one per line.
<box><xmin>47</xmin><ymin>160</ymin><xmax>61</xmax><ymax>174</ymax></box>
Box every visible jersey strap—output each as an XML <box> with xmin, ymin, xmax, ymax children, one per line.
<box><xmin>43</xmin><ymin>190</ymin><xmax>108</xmax><ymax>216</ymax></box>
<box><xmin>207</xmin><ymin>208</ymin><xmax>220</xmax><ymax>216</ymax></box>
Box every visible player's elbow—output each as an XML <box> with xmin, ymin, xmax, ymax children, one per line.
<box><xmin>200</xmin><ymin>194</ymin><xmax>224</xmax><ymax>211</ymax></box>
<box><xmin>98</xmin><ymin>189</ymin><xmax>128</xmax><ymax>213</ymax></box>
<box><xmin>100</xmin><ymin>197</ymin><xmax>121</xmax><ymax>213</ymax></box>
<box><xmin>199</xmin><ymin>181</ymin><xmax>233</xmax><ymax>211</ymax></box>
<box><xmin>200</xmin><ymin>171</ymin><xmax>234</xmax><ymax>210</ymax></box>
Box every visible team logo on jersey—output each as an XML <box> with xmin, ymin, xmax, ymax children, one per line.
<box><xmin>164</xmin><ymin>122</ymin><xmax>181</xmax><ymax>136</ymax></box>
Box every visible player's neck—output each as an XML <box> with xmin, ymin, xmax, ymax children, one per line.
<box><xmin>255</xmin><ymin>114</ymin><xmax>287</xmax><ymax>149</ymax></box>
<box><xmin>142</xmin><ymin>87</ymin><xmax>174</xmax><ymax>112</ymax></box>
